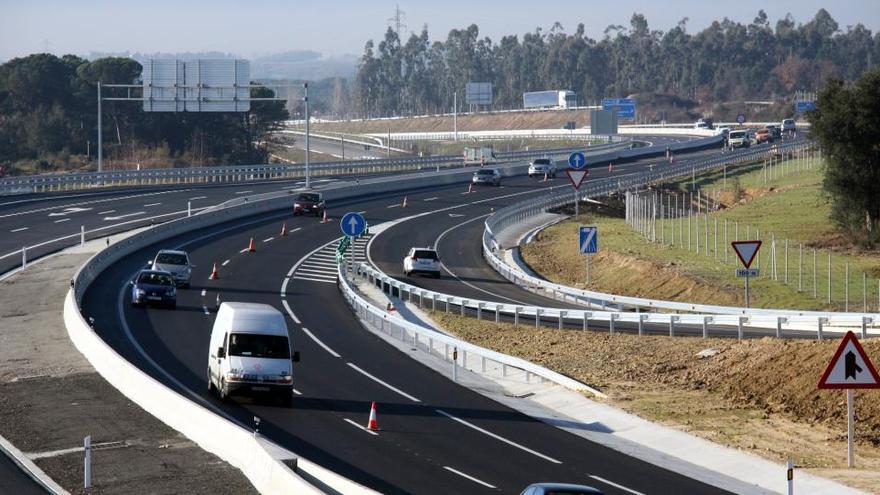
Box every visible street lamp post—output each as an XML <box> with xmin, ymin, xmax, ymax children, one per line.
<box><xmin>304</xmin><ymin>82</ymin><xmax>310</xmax><ymax>189</ymax></box>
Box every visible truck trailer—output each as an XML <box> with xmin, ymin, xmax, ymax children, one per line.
<box><xmin>523</xmin><ymin>90</ymin><xmax>577</xmax><ymax>109</ymax></box>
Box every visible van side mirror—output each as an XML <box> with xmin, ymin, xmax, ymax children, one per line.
<box><xmin>292</xmin><ymin>351</ymin><xmax>301</xmax><ymax>363</ymax></box>
<box><xmin>146</xmin><ymin>260</ymin><xmax>153</xmax><ymax>266</ymax></box>
<box><xmin>217</xmin><ymin>347</ymin><xmax>226</xmax><ymax>358</ymax></box>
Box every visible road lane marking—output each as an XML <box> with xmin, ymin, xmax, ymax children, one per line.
<box><xmin>289</xmin><ymin>227</ymin><xmax>301</xmax><ymax>233</ymax></box>
<box><xmin>357</xmin><ymin>210</ymin><xmax>367</xmax><ymax>214</ymax></box>
<box><xmin>143</xmin><ymin>202</ymin><xmax>161</xmax><ymax>207</ymax></box>
<box><xmin>10</xmin><ymin>227</ymin><xmax>28</xmax><ymax>232</ymax></box>
<box><xmin>588</xmin><ymin>476</ymin><xmax>645</xmax><ymax>495</ymax></box>
<box><xmin>263</xmin><ymin>237</ymin><xmax>274</xmax><ymax>243</ymax></box>
<box><xmin>291</xmin><ymin>275</ymin><xmax>336</xmax><ymax>284</ymax></box>
<box><xmin>343</xmin><ymin>418</ymin><xmax>378</xmax><ymax>436</ymax></box>
<box><xmin>386</xmin><ymin>204</ymin><xmax>400</xmax><ymax>208</ymax></box>
<box><xmin>235</xmin><ymin>190</ymin><xmax>253</xmax><ymax>195</ymax></box>
<box><xmin>300</xmin><ymin>327</ymin><xmax>341</xmax><ymax>358</ymax></box>
<box><xmin>54</xmin><ymin>218</ymin><xmax>71</xmax><ymax>223</ymax></box>
<box><xmin>221</xmin><ymin>259</ymin><xmax>230</xmax><ymax>266</ymax></box>
<box><xmin>200</xmin><ymin>289</ymin><xmax>206</xmax><ymax>297</ymax></box>
<box><xmin>442</xmin><ymin>467</ymin><xmax>496</xmax><ymax>489</ymax></box>
<box><xmin>423</xmin><ymin>197</ymin><xmax>438</xmax><ymax>201</ymax></box>
<box><xmin>292</xmin><ymin>388</ymin><xmax>302</xmax><ymax>395</ymax></box>
<box><xmin>98</xmin><ymin>210</ymin><xmax>115</xmax><ymax>215</ymax></box>
<box><xmin>189</xmin><ymin>196</ymin><xmax>207</xmax><ymax>200</ymax></box>
<box><xmin>202</xmin><ymin>306</ymin><xmax>210</xmax><ymax>315</ymax></box>
<box><xmin>104</xmin><ymin>211</ymin><xmax>145</xmax><ymax>221</ymax></box>
<box><xmin>238</xmin><ymin>248</ymin><xmax>249</xmax><ymax>253</ymax></box>
<box><xmin>281</xmin><ymin>277</ymin><xmax>289</xmax><ymax>295</ymax></box>
<box><xmin>346</xmin><ymin>363</ymin><xmax>420</xmax><ymax>402</ymax></box>
<box><xmin>281</xmin><ymin>300</ymin><xmax>301</xmax><ymax>324</ymax></box>
<box><xmin>434</xmin><ymin>409</ymin><xmax>562</xmax><ymax>464</ymax></box>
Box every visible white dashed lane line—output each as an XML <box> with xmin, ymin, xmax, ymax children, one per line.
<box><xmin>143</xmin><ymin>202</ymin><xmax>161</xmax><ymax>207</ymax></box>
<box><xmin>221</xmin><ymin>259</ymin><xmax>230</xmax><ymax>266</ymax></box>
<box><xmin>443</xmin><ymin>467</ymin><xmax>496</xmax><ymax>489</ymax></box>
<box><xmin>54</xmin><ymin>218</ymin><xmax>71</xmax><ymax>223</ymax></box>
<box><xmin>343</xmin><ymin>418</ymin><xmax>378</xmax><ymax>436</ymax></box>
<box><xmin>10</xmin><ymin>227</ymin><xmax>28</xmax><ymax>233</ymax></box>
<box><xmin>346</xmin><ymin>363</ymin><xmax>420</xmax><ymax>402</ymax></box>
<box><xmin>588</xmin><ymin>475</ymin><xmax>646</xmax><ymax>495</ymax></box>
<box><xmin>433</xmin><ymin>409</ymin><xmax>562</xmax><ymax>464</ymax></box>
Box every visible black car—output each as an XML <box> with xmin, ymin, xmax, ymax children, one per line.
<box><xmin>293</xmin><ymin>192</ymin><xmax>325</xmax><ymax>216</ymax></box>
<box><xmin>131</xmin><ymin>270</ymin><xmax>177</xmax><ymax>308</ymax></box>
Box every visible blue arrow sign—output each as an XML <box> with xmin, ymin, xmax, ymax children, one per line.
<box><xmin>568</xmin><ymin>152</ymin><xmax>586</xmax><ymax>170</ymax></box>
<box><xmin>579</xmin><ymin>226</ymin><xmax>598</xmax><ymax>254</ymax></box>
<box><xmin>340</xmin><ymin>212</ymin><xmax>366</xmax><ymax>237</ymax></box>
<box><xmin>737</xmin><ymin>113</ymin><xmax>746</xmax><ymax>124</ymax></box>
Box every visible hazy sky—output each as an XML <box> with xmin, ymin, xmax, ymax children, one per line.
<box><xmin>2</xmin><ymin>0</ymin><xmax>878</xmax><ymax>61</ymax></box>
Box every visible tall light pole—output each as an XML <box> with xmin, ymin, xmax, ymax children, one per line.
<box><xmin>97</xmin><ymin>81</ymin><xmax>103</xmax><ymax>172</ymax></box>
<box><xmin>303</xmin><ymin>82</ymin><xmax>310</xmax><ymax>189</ymax></box>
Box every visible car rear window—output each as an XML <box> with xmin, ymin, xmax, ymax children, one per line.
<box><xmin>297</xmin><ymin>193</ymin><xmax>320</xmax><ymax>202</ymax></box>
<box><xmin>228</xmin><ymin>333</ymin><xmax>290</xmax><ymax>359</ymax></box>
<box><xmin>476</xmin><ymin>169</ymin><xmax>494</xmax><ymax>175</ymax></box>
<box><xmin>156</xmin><ymin>253</ymin><xmax>187</xmax><ymax>265</ymax></box>
<box><xmin>532</xmin><ymin>158</ymin><xmax>550</xmax><ymax>165</ymax></box>
<box><xmin>413</xmin><ymin>250</ymin><xmax>439</xmax><ymax>260</ymax></box>
<box><xmin>729</xmin><ymin>131</ymin><xmax>746</xmax><ymax>138</ymax></box>
<box><xmin>138</xmin><ymin>272</ymin><xmax>174</xmax><ymax>285</ymax></box>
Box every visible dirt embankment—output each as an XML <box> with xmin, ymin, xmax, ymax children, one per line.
<box><xmin>309</xmin><ymin>108</ymin><xmax>591</xmax><ymax>135</ymax></box>
<box><xmin>432</xmin><ymin>312</ymin><xmax>880</xmax><ymax>492</ymax></box>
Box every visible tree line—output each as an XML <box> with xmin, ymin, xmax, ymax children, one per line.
<box><xmin>0</xmin><ymin>54</ymin><xmax>287</xmax><ymax>174</ymax></box>
<box><xmin>351</xmin><ymin>9</ymin><xmax>878</xmax><ymax>118</ymax></box>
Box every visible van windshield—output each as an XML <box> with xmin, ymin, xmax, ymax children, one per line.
<box><xmin>729</xmin><ymin>131</ymin><xmax>746</xmax><ymax>139</ymax></box>
<box><xmin>228</xmin><ymin>333</ymin><xmax>290</xmax><ymax>359</ymax></box>
<box><xmin>155</xmin><ymin>253</ymin><xmax>187</xmax><ymax>265</ymax></box>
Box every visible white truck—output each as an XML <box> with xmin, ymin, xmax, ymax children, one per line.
<box><xmin>463</xmin><ymin>146</ymin><xmax>496</xmax><ymax>166</ymax></box>
<box><xmin>207</xmin><ymin>302</ymin><xmax>299</xmax><ymax>406</ymax></box>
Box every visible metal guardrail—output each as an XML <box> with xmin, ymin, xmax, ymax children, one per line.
<box><xmin>481</xmin><ymin>140</ymin><xmax>880</xmax><ymax>329</ymax></box>
<box><xmin>337</xmin><ymin>263</ymin><xmax>603</xmax><ymax>396</ymax></box>
<box><xmin>0</xmin><ymin>141</ymin><xmax>631</xmax><ymax>195</ymax></box>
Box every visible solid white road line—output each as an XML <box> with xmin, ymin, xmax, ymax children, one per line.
<box><xmin>297</xmin><ymin>267</ymin><xmax>336</xmax><ymax>276</ymax></box>
<box><xmin>281</xmin><ymin>277</ymin><xmax>290</xmax><ymax>295</ymax></box>
<box><xmin>434</xmin><ymin>409</ymin><xmax>562</xmax><ymax>464</ymax></box>
<box><xmin>588</xmin><ymin>475</ymin><xmax>646</xmax><ymax>495</ymax></box>
<box><xmin>54</xmin><ymin>218</ymin><xmax>70</xmax><ymax>223</ymax></box>
<box><xmin>346</xmin><ymin>363</ymin><xmax>421</xmax><ymax>402</ymax></box>
<box><xmin>189</xmin><ymin>196</ymin><xmax>207</xmax><ymax>200</ymax></box>
<box><xmin>143</xmin><ymin>202</ymin><xmax>161</xmax><ymax>207</ymax></box>
<box><xmin>423</xmin><ymin>197</ymin><xmax>438</xmax><ymax>201</ymax></box>
<box><xmin>263</xmin><ymin>237</ymin><xmax>274</xmax><ymax>243</ymax></box>
<box><xmin>343</xmin><ymin>418</ymin><xmax>378</xmax><ymax>436</ymax></box>
<box><xmin>300</xmin><ymin>327</ymin><xmax>342</xmax><ymax>358</ymax></box>
<box><xmin>442</xmin><ymin>466</ymin><xmax>496</xmax><ymax>489</ymax></box>
<box><xmin>292</xmin><ymin>275</ymin><xmax>336</xmax><ymax>284</ymax></box>
<box><xmin>10</xmin><ymin>227</ymin><xmax>28</xmax><ymax>233</ymax></box>
<box><xmin>281</xmin><ymin>300</ymin><xmax>302</xmax><ymax>324</ymax></box>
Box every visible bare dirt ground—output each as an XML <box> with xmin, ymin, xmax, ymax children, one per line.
<box><xmin>307</xmin><ymin>108</ymin><xmax>591</xmax><ymax>134</ymax></box>
<box><xmin>432</xmin><ymin>311</ymin><xmax>880</xmax><ymax>493</ymax></box>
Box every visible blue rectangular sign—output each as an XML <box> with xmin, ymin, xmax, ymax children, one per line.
<box><xmin>602</xmin><ymin>98</ymin><xmax>636</xmax><ymax>120</ymax></box>
<box><xmin>579</xmin><ymin>226</ymin><xmax>598</xmax><ymax>254</ymax></box>
<box><xmin>795</xmin><ymin>101</ymin><xmax>816</xmax><ymax>113</ymax></box>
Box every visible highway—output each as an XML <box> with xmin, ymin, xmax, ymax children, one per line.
<box><xmin>78</xmin><ymin>144</ymin><xmax>738</xmax><ymax>494</ymax></box>
<box><xmin>0</xmin><ymin>453</ymin><xmax>47</xmax><ymax>495</ymax></box>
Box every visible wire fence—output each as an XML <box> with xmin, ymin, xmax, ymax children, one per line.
<box><xmin>625</xmin><ymin>148</ymin><xmax>880</xmax><ymax>313</ymax></box>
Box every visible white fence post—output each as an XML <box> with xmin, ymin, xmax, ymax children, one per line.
<box><xmin>84</xmin><ymin>435</ymin><xmax>92</xmax><ymax>488</ymax></box>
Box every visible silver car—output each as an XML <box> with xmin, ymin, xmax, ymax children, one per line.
<box><xmin>520</xmin><ymin>483</ymin><xmax>603</xmax><ymax>495</ymax></box>
<box><xmin>528</xmin><ymin>158</ymin><xmax>557</xmax><ymax>178</ymax></box>
<box><xmin>149</xmin><ymin>249</ymin><xmax>193</xmax><ymax>288</ymax></box>
<box><xmin>472</xmin><ymin>168</ymin><xmax>501</xmax><ymax>186</ymax></box>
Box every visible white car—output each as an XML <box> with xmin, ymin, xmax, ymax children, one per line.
<box><xmin>781</xmin><ymin>118</ymin><xmax>796</xmax><ymax>133</ymax></box>
<box><xmin>403</xmin><ymin>247</ymin><xmax>441</xmax><ymax>278</ymax></box>
<box><xmin>472</xmin><ymin>168</ymin><xmax>501</xmax><ymax>186</ymax></box>
<box><xmin>528</xmin><ymin>158</ymin><xmax>556</xmax><ymax>178</ymax></box>
<box><xmin>149</xmin><ymin>249</ymin><xmax>193</xmax><ymax>288</ymax></box>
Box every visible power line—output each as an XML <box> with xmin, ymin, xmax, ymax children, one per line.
<box><xmin>387</xmin><ymin>4</ymin><xmax>407</xmax><ymax>38</ymax></box>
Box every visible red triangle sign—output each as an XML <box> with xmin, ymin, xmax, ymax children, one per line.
<box><xmin>731</xmin><ymin>240</ymin><xmax>762</xmax><ymax>268</ymax></box>
<box><xmin>818</xmin><ymin>331</ymin><xmax>880</xmax><ymax>389</ymax></box>
<box><xmin>566</xmin><ymin>169</ymin><xmax>589</xmax><ymax>190</ymax></box>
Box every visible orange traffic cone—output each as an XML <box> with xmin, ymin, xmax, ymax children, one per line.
<box><xmin>608</xmin><ymin>162</ymin><xmax>614</xmax><ymax>173</ymax></box>
<box><xmin>542</xmin><ymin>171</ymin><xmax>548</xmax><ymax>182</ymax></box>
<box><xmin>386</xmin><ymin>302</ymin><xmax>396</xmax><ymax>312</ymax></box>
<box><xmin>367</xmin><ymin>401</ymin><xmax>379</xmax><ymax>430</ymax></box>
<box><xmin>467</xmin><ymin>183</ymin><xmax>474</xmax><ymax>194</ymax></box>
<box><xmin>280</xmin><ymin>222</ymin><xmax>288</xmax><ymax>236</ymax></box>
<box><xmin>209</xmin><ymin>263</ymin><xmax>219</xmax><ymax>280</ymax></box>
<box><xmin>321</xmin><ymin>210</ymin><xmax>329</xmax><ymax>223</ymax></box>
<box><xmin>402</xmin><ymin>196</ymin><xmax>408</xmax><ymax>208</ymax></box>
<box><xmin>247</xmin><ymin>237</ymin><xmax>256</xmax><ymax>252</ymax></box>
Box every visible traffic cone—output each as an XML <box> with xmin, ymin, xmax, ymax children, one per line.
<box><xmin>321</xmin><ymin>210</ymin><xmax>329</xmax><ymax>223</ymax></box>
<box><xmin>386</xmin><ymin>302</ymin><xmax>396</xmax><ymax>312</ymax></box>
<box><xmin>402</xmin><ymin>196</ymin><xmax>408</xmax><ymax>208</ymax></box>
<box><xmin>542</xmin><ymin>171</ymin><xmax>548</xmax><ymax>182</ymax></box>
<box><xmin>247</xmin><ymin>237</ymin><xmax>256</xmax><ymax>252</ymax></box>
<box><xmin>608</xmin><ymin>162</ymin><xmax>613</xmax><ymax>173</ymax></box>
<box><xmin>367</xmin><ymin>401</ymin><xmax>379</xmax><ymax>430</ymax></box>
<box><xmin>466</xmin><ymin>183</ymin><xmax>474</xmax><ymax>194</ymax></box>
<box><xmin>209</xmin><ymin>262</ymin><xmax>219</xmax><ymax>280</ymax></box>
<box><xmin>280</xmin><ymin>222</ymin><xmax>288</xmax><ymax>236</ymax></box>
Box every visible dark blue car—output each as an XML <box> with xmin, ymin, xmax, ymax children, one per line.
<box><xmin>131</xmin><ymin>269</ymin><xmax>177</xmax><ymax>309</ymax></box>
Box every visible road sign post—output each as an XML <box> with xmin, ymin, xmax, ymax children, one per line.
<box><xmin>817</xmin><ymin>331</ymin><xmax>880</xmax><ymax>468</ymax></box>
<box><xmin>579</xmin><ymin>226</ymin><xmax>598</xmax><ymax>285</ymax></box>
<box><xmin>566</xmin><ymin>167</ymin><xmax>588</xmax><ymax>218</ymax></box>
<box><xmin>732</xmin><ymin>241</ymin><xmax>762</xmax><ymax>308</ymax></box>
<box><xmin>340</xmin><ymin>212</ymin><xmax>367</xmax><ymax>275</ymax></box>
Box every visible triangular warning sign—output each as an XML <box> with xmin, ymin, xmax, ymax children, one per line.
<box><xmin>566</xmin><ymin>169</ymin><xmax>589</xmax><ymax>190</ymax></box>
<box><xmin>731</xmin><ymin>240</ymin><xmax>762</xmax><ymax>268</ymax></box>
<box><xmin>818</xmin><ymin>331</ymin><xmax>880</xmax><ymax>389</ymax></box>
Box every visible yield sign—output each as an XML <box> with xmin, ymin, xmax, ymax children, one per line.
<box><xmin>818</xmin><ymin>331</ymin><xmax>880</xmax><ymax>389</ymax></box>
<box><xmin>566</xmin><ymin>169</ymin><xmax>589</xmax><ymax>190</ymax></box>
<box><xmin>731</xmin><ymin>240</ymin><xmax>762</xmax><ymax>268</ymax></box>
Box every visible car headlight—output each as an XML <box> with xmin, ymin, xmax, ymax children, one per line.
<box><xmin>279</xmin><ymin>373</ymin><xmax>293</xmax><ymax>384</ymax></box>
<box><xmin>226</xmin><ymin>371</ymin><xmax>244</xmax><ymax>382</ymax></box>
<box><xmin>294</xmin><ymin>202</ymin><xmax>301</xmax><ymax>208</ymax></box>
<box><xmin>135</xmin><ymin>289</ymin><xmax>145</xmax><ymax>296</ymax></box>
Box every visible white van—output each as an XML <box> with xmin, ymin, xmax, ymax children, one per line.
<box><xmin>207</xmin><ymin>302</ymin><xmax>299</xmax><ymax>406</ymax></box>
